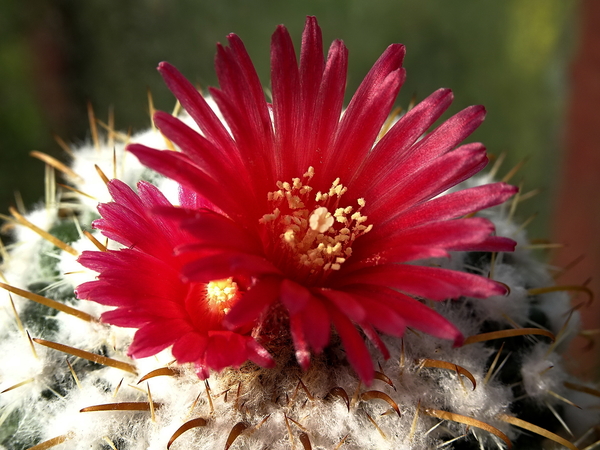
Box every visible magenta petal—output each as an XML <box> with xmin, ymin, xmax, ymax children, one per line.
<box><xmin>195</xmin><ymin>364</ymin><xmax>210</xmax><ymax>380</ymax></box>
<box><xmin>172</xmin><ymin>332</ymin><xmax>208</xmax><ymax>363</ymax></box>
<box><xmin>298</xmin><ymin>16</ymin><xmax>324</xmax><ymax>143</ymax></box>
<box><xmin>361</xmin><ymin>324</ymin><xmax>390</xmax><ymax>360</ymax></box>
<box><xmin>303</xmin><ymin>39</ymin><xmax>348</xmax><ymax>171</ymax></box>
<box><xmin>128</xmin><ymin>319</ymin><xmax>194</xmax><ymax>358</ymax></box>
<box><xmin>96</xmin><ymin>203</ymin><xmax>173</xmax><ymax>255</ymax></box>
<box><xmin>127</xmin><ymin>143</ymin><xmax>241</xmax><ymax>220</ymax></box>
<box><xmin>342</xmin><ymin>264</ymin><xmax>507</xmax><ymax>300</ymax></box>
<box><xmin>365</xmin><ymin>114</ymin><xmax>488</xmax><ymax>214</ymax></box>
<box><xmin>290</xmin><ymin>313</ymin><xmax>311</xmax><ymax>370</ymax></box>
<box><xmin>452</xmin><ymin>235</ymin><xmax>517</xmax><ymax>252</ymax></box>
<box><xmin>271</xmin><ymin>24</ymin><xmax>300</xmax><ymax>179</ymax></box>
<box><xmin>209</xmin><ymin>86</ymin><xmax>273</xmax><ymax>188</ymax></box>
<box><xmin>136</xmin><ymin>180</ymin><xmax>171</xmax><ymax>206</ymax></box>
<box><xmin>326</xmin><ymin>65</ymin><xmax>406</xmax><ymax>183</ymax></box>
<box><xmin>79</xmin><ymin>250</ymin><xmax>184</xmax><ymax>305</ymax></box>
<box><xmin>389</xmin><ymin>217</ymin><xmax>494</xmax><ymax>248</ymax></box>
<box><xmin>76</xmin><ymin>282</ymin><xmax>125</xmax><ymax>307</ymax></box>
<box><xmin>106</xmin><ymin>179</ymin><xmax>146</xmax><ymax>215</ymax></box>
<box><xmin>350</xmin><ymin>284</ymin><xmax>463</xmax><ymax>345</ymax></box>
<box><xmin>77</xmin><ymin>247</ymin><xmax>125</xmax><ymax>273</ymax></box>
<box><xmin>101</xmin><ymin>302</ymin><xmax>185</xmax><ymax>326</ymax></box>
<box><xmin>213</xmin><ymin>35</ymin><xmax>274</xmax><ymax>182</ymax></box>
<box><xmin>368</xmin><ymin>143</ymin><xmax>489</xmax><ymax>220</ymax></box>
<box><xmin>100</xmin><ymin>308</ymin><xmax>153</xmax><ymax>327</ymax></box>
<box><xmin>157</xmin><ymin>61</ymin><xmax>236</xmax><ymax>153</ymax></box>
<box><xmin>402</xmin><ymin>104</ymin><xmax>486</xmax><ymax>173</ymax></box>
<box><xmin>155</xmin><ymin>206</ymin><xmax>261</xmax><ymax>254</ymax></box>
<box><xmin>346</xmin><ymin>245</ymin><xmax>450</xmax><ymax>271</ymax></box>
<box><xmin>387</xmin><ymin>183</ymin><xmax>518</xmax><ymax>230</ymax></box>
<box><xmin>153</xmin><ymin>111</ymin><xmax>242</xmax><ymax>186</ymax></box>
<box><xmin>351</xmin><ymin>88</ymin><xmax>453</xmax><ymax>191</ymax></box>
<box><xmin>329</xmin><ymin>306</ymin><xmax>374</xmax><ymax>384</ymax></box>
<box><xmin>360</xmin><ymin>299</ymin><xmax>406</xmax><ymax>337</ymax></box>
<box><xmin>224</xmin><ymin>277</ymin><xmax>281</xmax><ymax>330</ymax></box>
<box><xmin>354</xmin><ymin>217</ymin><xmax>497</xmax><ymax>264</ymax></box>
<box><xmin>316</xmin><ymin>288</ymin><xmax>366</xmax><ymax>323</ymax></box>
<box><xmin>280</xmin><ymin>279</ymin><xmax>311</xmax><ymax>315</ymax></box>
<box><xmin>246</xmin><ymin>339</ymin><xmax>276</xmax><ymax>368</ymax></box>
<box><xmin>301</xmin><ymin>295</ymin><xmax>330</xmax><ymax>353</ymax></box>
<box><xmin>224</xmin><ymin>34</ymin><xmax>274</xmax><ymax>140</ymax></box>
<box><xmin>181</xmin><ymin>252</ymin><xmax>280</xmax><ymax>283</ymax></box>
<box><xmin>178</xmin><ymin>184</ymin><xmax>219</xmax><ymax>211</ymax></box>
<box><xmin>204</xmin><ymin>331</ymin><xmax>248</xmax><ymax>371</ymax></box>
<box><xmin>75</xmin><ymin>280</ymin><xmax>97</xmax><ymax>300</ymax></box>
<box><xmin>385</xmin><ymin>245</ymin><xmax>450</xmax><ymax>263</ymax></box>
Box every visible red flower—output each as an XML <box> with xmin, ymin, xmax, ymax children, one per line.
<box><xmin>78</xmin><ymin>17</ymin><xmax>517</xmax><ymax>383</ymax></box>
<box><xmin>76</xmin><ymin>180</ymin><xmax>274</xmax><ymax>378</ymax></box>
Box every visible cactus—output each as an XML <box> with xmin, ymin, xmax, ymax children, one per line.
<box><xmin>1</xmin><ymin>17</ymin><xmax>598</xmax><ymax>450</ymax></box>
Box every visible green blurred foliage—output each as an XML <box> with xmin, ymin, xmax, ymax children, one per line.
<box><xmin>0</xmin><ymin>0</ymin><xmax>47</xmax><ymax>215</ymax></box>
<box><xmin>0</xmin><ymin>0</ymin><xmax>576</xmax><ymax>238</ymax></box>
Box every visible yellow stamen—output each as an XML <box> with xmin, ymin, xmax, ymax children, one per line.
<box><xmin>309</xmin><ymin>207</ymin><xmax>334</xmax><ymax>233</ymax></box>
<box><xmin>206</xmin><ymin>278</ymin><xmax>238</xmax><ymax>314</ymax></box>
<box><xmin>260</xmin><ymin>168</ymin><xmax>372</xmax><ymax>277</ymax></box>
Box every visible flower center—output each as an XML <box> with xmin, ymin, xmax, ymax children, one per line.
<box><xmin>260</xmin><ymin>167</ymin><xmax>372</xmax><ymax>283</ymax></box>
<box><xmin>206</xmin><ymin>278</ymin><xmax>238</xmax><ymax>314</ymax></box>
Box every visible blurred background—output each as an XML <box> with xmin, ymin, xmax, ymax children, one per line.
<box><xmin>1</xmin><ymin>1</ymin><xmax>599</xmax><ymax>375</ymax></box>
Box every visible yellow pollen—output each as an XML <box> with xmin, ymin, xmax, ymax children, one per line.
<box><xmin>260</xmin><ymin>167</ymin><xmax>372</xmax><ymax>277</ymax></box>
<box><xmin>206</xmin><ymin>278</ymin><xmax>238</xmax><ymax>314</ymax></box>
<box><xmin>309</xmin><ymin>207</ymin><xmax>334</xmax><ymax>233</ymax></box>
